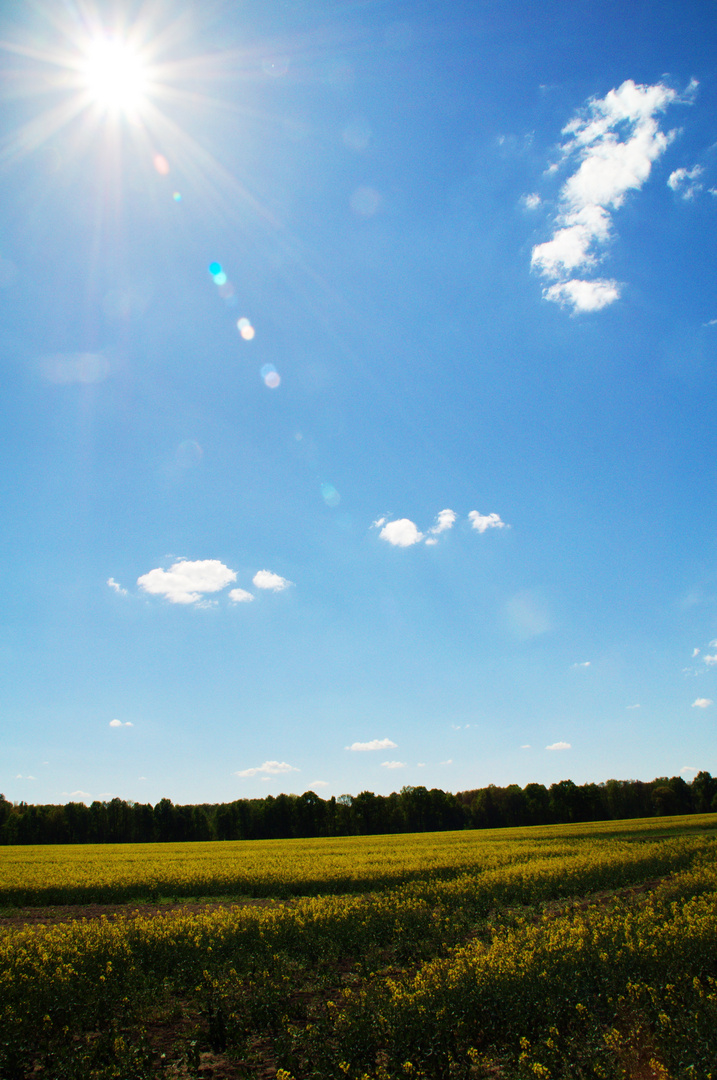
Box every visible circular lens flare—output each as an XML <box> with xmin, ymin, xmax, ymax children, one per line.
<box><xmin>82</xmin><ymin>38</ymin><xmax>148</xmax><ymax>113</ymax></box>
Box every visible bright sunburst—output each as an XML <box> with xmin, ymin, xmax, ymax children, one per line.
<box><xmin>80</xmin><ymin>37</ymin><xmax>150</xmax><ymax>115</ymax></box>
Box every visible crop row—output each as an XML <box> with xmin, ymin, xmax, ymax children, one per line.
<box><xmin>1</xmin><ymin>813</ymin><xmax>715</xmax><ymax>906</ymax></box>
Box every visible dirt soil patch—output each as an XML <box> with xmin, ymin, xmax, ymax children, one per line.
<box><xmin>0</xmin><ymin>896</ymin><xmax>289</xmax><ymax>929</ymax></box>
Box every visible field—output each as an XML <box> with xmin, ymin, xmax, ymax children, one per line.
<box><xmin>1</xmin><ymin>815</ymin><xmax>716</xmax><ymax>1079</ymax></box>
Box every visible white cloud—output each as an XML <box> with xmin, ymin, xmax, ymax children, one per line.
<box><xmin>468</xmin><ymin>510</ymin><xmax>509</xmax><ymax>533</ymax></box>
<box><xmin>546</xmin><ymin>741</ymin><xmax>571</xmax><ymax>750</ymax></box>
<box><xmin>372</xmin><ymin>517</ymin><xmax>386</xmax><ymax>528</ymax></box>
<box><xmin>692</xmin><ymin>698</ymin><xmax>713</xmax><ymax>708</ymax></box>
<box><xmin>680</xmin><ymin>766</ymin><xmax>698</xmax><ymax>775</ymax></box>
<box><xmin>346</xmin><ymin>738</ymin><xmax>397</xmax><ymax>752</ymax></box>
<box><xmin>572</xmin><ymin>661</ymin><xmax>591</xmax><ymax>668</ymax></box>
<box><xmin>692</xmin><ymin>648</ymin><xmax>700</xmax><ymax>658</ymax></box>
<box><xmin>704</xmin><ymin>655</ymin><xmax>717</xmax><ymax>666</ymax></box>
<box><xmin>430</xmin><ymin>509</ymin><xmax>457</xmax><ymax>535</ymax></box>
<box><xmin>107</xmin><ymin>577</ymin><xmax>127</xmax><ymax>595</ymax></box>
<box><xmin>229</xmin><ymin>588</ymin><xmax>254</xmax><ymax>604</ymax></box>
<box><xmin>379</xmin><ymin>518</ymin><xmax>424</xmax><ymax>547</ymax></box>
<box><xmin>521</xmin><ymin>744</ymin><xmax>531</xmax><ymax>749</ymax></box>
<box><xmin>522</xmin><ymin>193</ymin><xmax>541</xmax><ymax>209</ymax></box>
<box><xmin>543</xmin><ymin>278</ymin><xmax>620</xmax><ymax>312</ymax></box>
<box><xmin>70</xmin><ymin>790</ymin><xmax>91</xmax><ymax>799</ymax></box>
<box><xmin>235</xmin><ymin>760</ymin><xmax>299</xmax><ymax>778</ymax></box>
<box><xmin>381</xmin><ymin>760</ymin><xmax>407</xmax><ymax>769</ymax></box>
<box><xmin>138</xmin><ymin>559</ymin><xmax>236</xmax><ymax>604</ymax></box>
<box><xmin>668</xmin><ymin>164</ymin><xmax>703</xmax><ymax>199</ymax></box>
<box><xmin>424</xmin><ymin>537</ymin><xmax>438</xmax><ymax>546</ymax></box>
<box><xmin>532</xmin><ymin>79</ymin><xmax>684</xmax><ymax>312</ymax></box>
<box><xmin>704</xmin><ymin>319</ymin><xmax>717</xmax><ymax>327</ymax></box>
<box><xmin>109</xmin><ymin>719</ymin><xmax>133</xmax><ymax>728</ymax></box>
<box><xmin>626</xmin><ymin>703</ymin><xmax>641</xmax><ymax>709</ymax></box>
<box><xmin>252</xmin><ymin>570</ymin><xmax>293</xmax><ymax>591</ymax></box>
<box><xmin>440</xmin><ymin>758</ymin><xmax>453</xmax><ymax>765</ymax></box>
<box><xmin>309</xmin><ymin>780</ymin><xmax>330</xmax><ymax>788</ymax></box>
<box><xmin>417</xmin><ymin>762</ymin><xmax>426</xmax><ymax>767</ymax></box>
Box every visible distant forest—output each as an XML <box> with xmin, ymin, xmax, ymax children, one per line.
<box><xmin>1</xmin><ymin>771</ymin><xmax>716</xmax><ymax>845</ymax></box>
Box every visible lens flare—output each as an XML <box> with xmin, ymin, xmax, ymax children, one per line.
<box><xmin>237</xmin><ymin>317</ymin><xmax>255</xmax><ymax>340</ymax></box>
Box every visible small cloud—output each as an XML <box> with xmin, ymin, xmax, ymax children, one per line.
<box><xmin>372</xmin><ymin>517</ymin><xmax>386</xmax><ymax>528</ymax></box>
<box><xmin>381</xmin><ymin>760</ymin><xmax>407</xmax><ymax>769</ymax></box>
<box><xmin>704</xmin><ymin>655</ymin><xmax>717</xmax><ymax>666</ymax></box>
<box><xmin>440</xmin><ymin>758</ymin><xmax>453</xmax><ymax>765</ymax></box>
<box><xmin>379</xmin><ymin>518</ymin><xmax>424</xmax><ymax>547</ymax></box>
<box><xmin>692</xmin><ymin>698</ymin><xmax>713</xmax><ymax>708</ymax></box>
<box><xmin>109</xmin><ymin>719</ymin><xmax>133</xmax><ymax>727</ymax></box>
<box><xmin>429</xmin><ymin>509</ymin><xmax>457</xmax><ymax>535</ymax></box>
<box><xmin>310</xmin><ymin>780</ymin><xmax>330</xmax><ymax>788</ymax></box>
<box><xmin>521</xmin><ymin>744</ymin><xmax>531</xmax><ymax>749</ymax></box>
<box><xmin>546</xmin><ymin>741</ymin><xmax>571</xmax><ymax>751</ymax></box>
<box><xmin>532</xmin><ymin>79</ymin><xmax>687</xmax><ymax>313</ymax></box>
<box><xmin>468</xmin><ymin>510</ymin><xmax>509</xmax><ymax>533</ymax></box>
<box><xmin>424</xmin><ymin>537</ymin><xmax>438</xmax><ymax>546</ymax></box>
<box><xmin>229</xmin><ymin>588</ymin><xmax>254</xmax><ymax>604</ymax></box>
<box><xmin>138</xmin><ymin>558</ymin><xmax>237</xmax><ymax>605</ymax></box>
<box><xmin>235</xmin><ymin>760</ymin><xmax>299</xmax><ymax>778</ymax></box>
<box><xmin>668</xmin><ymin>164</ymin><xmax>703</xmax><ymax>199</ymax></box>
<box><xmin>521</xmin><ymin>193</ymin><xmax>542</xmax><ymax>209</ymax></box>
<box><xmin>703</xmin><ymin>319</ymin><xmax>717</xmax><ymax>327</ymax></box>
<box><xmin>692</xmin><ymin>648</ymin><xmax>701</xmax><ymax>658</ymax></box>
<box><xmin>97</xmin><ymin>793</ymin><xmax>116</xmax><ymax>801</ymax></box>
<box><xmin>680</xmin><ymin>766</ymin><xmax>698</xmax><ymax>776</ymax></box>
<box><xmin>70</xmin><ymin>790</ymin><xmax>91</xmax><ymax>799</ymax></box>
<box><xmin>626</xmin><ymin>703</ymin><xmax>641</xmax><ymax>709</ymax></box>
<box><xmin>252</xmin><ymin>570</ymin><xmax>293</xmax><ymax>591</ymax></box>
<box><xmin>417</xmin><ymin>762</ymin><xmax>426</xmax><ymax>767</ymax></box>
<box><xmin>572</xmin><ymin>661</ymin><xmax>591</xmax><ymax>668</ymax></box>
<box><xmin>543</xmin><ymin>278</ymin><xmax>620</xmax><ymax>312</ymax></box>
<box><xmin>138</xmin><ymin>776</ymin><xmax>147</xmax><ymax>781</ymax></box>
<box><xmin>107</xmin><ymin>577</ymin><xmax>127</xmax><ymax>595</ymax></box>
<box><xmin>346</xmin><ymin>738</ymin><xmax>397</xmax><ymax>752</ymax></box>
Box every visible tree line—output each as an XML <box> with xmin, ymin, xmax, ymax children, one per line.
<box><xmin>0</xmin><ymin>771</ymin><xmax>715</xmax><ymax>845</ymax></box>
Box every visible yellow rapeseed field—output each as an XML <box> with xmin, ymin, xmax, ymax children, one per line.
<box><xmin>1</xmin><ymin>814</ymin><xmax>716</xmax><ymax>1078</ymax></box>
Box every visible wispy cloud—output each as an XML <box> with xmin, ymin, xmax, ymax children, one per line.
<box><xmin>668</xmin><ymin>164</ymin><xmax>703</xmax><ymax>199</ymax></box>
<box><xmin>235</xmin><ymin>760</ymin><xmax>299</xmax><ymax>778</ymax></box>
<box><xmin>521</xmin><ymin>744</ymin><xmax>531</xmax><ymax>749</ymax></box>
<box><xmin>252</xmin><ymin>570</ymin><xmax>293</xmax><ymax>592</ymax></box>
<box><xmin>430</xmin><ymin>509</ymin><xmax>457</xmax><ymax>535</ymax></box>
<box><xmin>521</xmin><ymin>193</ymin><xmax>541</xmax><ymax>209</ymax></box>
<box><xmin>704</xmin><ymin>655</ymin><xmax>717</xmax><ymax>666</ymax></box>
<box><xmin>109</xmin><ymin>719</ymin><xmax>133</xmax><ymax>728</ymax></box>
<box><xmin>692</xmin><ymin>648</ymin><xmax>701</xmax><ymax>658</ymax></box>
<box><xmin>107</xmin><ymin>577</ymin><xmax>127</xmax><ymax>595</ymax></box>
<box><xmin>532</xmin><ymin>79</ymin><xmax>689</xmax><ymax>313</ymax></box>
<box><xmin>228</xmin><ymin>588</ymin><xmax>254</xmax><ymax>603</ymax></box>
<box><xmin>138</xmin><ymin>559</ymin><xmax>237</xmax><ymax>605</ymax></box>
<box><xmin>381</xmin><ymin>760</ymin><xmax>407</xmax><ymax>769</ymax></box>
<box><xmin>346</xmin><ymin>738</ymin><xmax>397</xmax><ymax>752</ymax></box>
<box><xmin>680</xmin><ymin>766</ymin><xmax>698</xmax><ymax>776</ymax></box>
<box><xmin>572</xmin><ymin>661</ymin><xmax>591</xmax><ymax>668</ymax></box>
<box><xmin>692</xmin><ymin>698</ymin><xmax>713</xmax><ymax>708</ymax></box>
<box><xmin>626</xmin><ymin>703</ymin><xmax>641</xmax><ymax>710</ymax></box>
<box><xmin>468</xmin><ymin>510</ymin><xmax>509</xmax><ymax>533</ymax></box>
<box><xmin>546</xmin><ymin>741</ymin><xmax>571</xmax><ymax>750</ymax></box>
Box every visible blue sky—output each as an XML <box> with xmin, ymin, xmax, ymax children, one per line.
<box><xmin>1</xmin><ymin>0</ymin><xmax>716</xmax><ymax>806</ymax></box>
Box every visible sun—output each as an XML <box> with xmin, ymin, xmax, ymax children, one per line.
<box><xmin>80</xmin><ymin>37</ymin><xmax>150</xmax><ymax>115</ymax></box>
